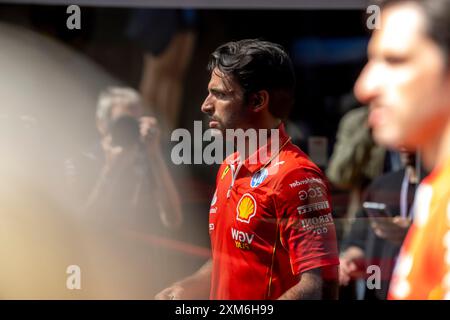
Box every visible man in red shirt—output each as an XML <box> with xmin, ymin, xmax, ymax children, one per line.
<box><xmin>156</xmin><ymin>39</ymin><xmax>339</xmax><ymax>300</ymax></box>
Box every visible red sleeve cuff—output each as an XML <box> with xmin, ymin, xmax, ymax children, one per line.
<box><xmin>291</xmin><ymin>254</ymin><xmax>340</xmax><ymax>277</ymax></box>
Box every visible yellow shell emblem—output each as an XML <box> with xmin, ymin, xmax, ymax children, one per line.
<box><xmin>236</xmin><ymin>194</ymin><xmax>257</xmax><ymax>223</ymax></box>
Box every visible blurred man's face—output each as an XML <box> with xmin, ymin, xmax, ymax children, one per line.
<box><xmin>201</xmin><ymin>68</ymin><xmax>249</xmax><ymax>134</ymax></box>
<box><xmin>97</xmin><ymin>101</ymin><xmax>143</xmax><ymax>138</ymax></box>
<box><xmin>354</xmin><ymin>3</ymin><xmax>450</xmax><ymax>150</ymax></box>
<box><xmin>110</xmin><ymin>102</ymin><xmax>142</xmax><ymax>123</ymax></box>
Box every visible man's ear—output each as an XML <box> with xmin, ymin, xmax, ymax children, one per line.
<box><xmin>248</xmin><ymin>90</ymin><xmax>270</xmax><ymax>112</ymax></box>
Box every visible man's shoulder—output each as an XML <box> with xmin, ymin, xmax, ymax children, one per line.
<box><xmin>269</xmin><ymin>146</ymin><xmax>327</xmax><ymax>190</ymax></box>
<box><xmin>279</xmin><ymin>144</ymin><xmax>323</xmax><ymax>175</ymax></box>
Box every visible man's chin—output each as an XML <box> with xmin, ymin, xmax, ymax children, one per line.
<box><xmin>209</xmin><ymin>128</ymin><xmax>224</xmax><ymax>137</ymax></box>
<box><xmin>373</xmin><ymin>129</ymin><xmax>405</xmax><ymax>150</ymax></box>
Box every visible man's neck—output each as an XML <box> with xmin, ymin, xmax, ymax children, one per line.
<box><xmin>422</xmin><ymin>119</ymin><xmax>450</xmax><ymax>171</ymax></box>
<box><xmin>235</xmin><ymin>119</ymin><xmax>282</xmax><ymax>162</ymax></box>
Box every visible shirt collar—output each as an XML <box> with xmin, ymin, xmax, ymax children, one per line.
<box><xmin>235</xmin><ymin>122</ymin><xmax>291</xmax><ymax>174</ymax></box>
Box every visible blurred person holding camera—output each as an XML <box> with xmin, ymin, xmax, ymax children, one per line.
<box><xmin>85</xmin><ymin>87</ymin><xmax>182</xmax><ymax>231</ymax></box>
<box><xmin>354</xmin><ymin>0</ymin><xmax>450</xmax><ymax>299</ymax></box>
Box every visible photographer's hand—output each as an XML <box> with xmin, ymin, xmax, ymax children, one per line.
<box><xmin>139</xmin><ymin>116</ymin><xmax>160</xmax><ymax>152</ymax></box>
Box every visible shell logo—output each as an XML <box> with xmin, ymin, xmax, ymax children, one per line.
<box><xmin>236</xmin><ymin>193</ymin><xmax>257</xmax><ymax>223</ymax></box>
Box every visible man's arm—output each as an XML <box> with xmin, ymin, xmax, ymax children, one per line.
<box><xmin>275</xmin><ymin>168</ymin><xmax>340</xmax><ymax>300</ymax></box>
<box><xmin>278</xmin><ymin>266</ymin><xmax>339</xmax><ymax>300</ymax></box>
<box><xmin>140</xmin><ymin>117</ymin><xmax>183</xmax><ymax>229</ymax></box>
<box><xmin>147</xmin><ymin>147</ymin><xmax>183</xmax><ymax>229</ymax></box>
<box><xmin>155</xmin><ymin>259</ymin><xmax>212</xmax><ymax>300</ymax></box>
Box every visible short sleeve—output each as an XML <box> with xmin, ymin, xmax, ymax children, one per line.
<box><xmin>274</xmin><ymin>168</ymin><xmax>340</xmax><ymax>275</ymax></box>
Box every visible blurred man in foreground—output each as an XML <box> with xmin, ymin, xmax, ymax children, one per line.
<box><xmin>354</xmin><ymin>0</ymin><xmax>450</xmax><ymax>299</ymax></box>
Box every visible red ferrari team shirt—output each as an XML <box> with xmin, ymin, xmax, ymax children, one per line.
<box><xmin>389</xmin><ymin>159</ymin><xmax>450</xmax><ymax>300</ymax></box>
<box><xmin>208</xmin><ymin>123</ymin><xmax>339</xmax><ymax>300</ymax></box>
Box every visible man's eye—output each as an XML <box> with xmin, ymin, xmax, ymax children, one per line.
<box><xmin>214</xmin><ymin>92</ymin><xmax>226</xmax><ymax>99</ymax></box>
<box><xmin>385</xmin><ymin>56</ymin><xmax>407</xmax><ymax>65</ymax></box>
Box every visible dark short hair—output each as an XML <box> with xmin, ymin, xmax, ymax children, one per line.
<box><xmin>376</xmin><ymin>0</ymin><xmax>450</xmax><ymax>66</ymax></box>
<box><xmin>207</xmin><ymin>39</ymin><xmax>296</xmax><ymax>120</ymax></box>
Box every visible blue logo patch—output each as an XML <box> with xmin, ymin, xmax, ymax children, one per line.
<box><xmin>250</xmin><ymin>169</ymin><xmax>269</xmax><ymax>188</ymax></box>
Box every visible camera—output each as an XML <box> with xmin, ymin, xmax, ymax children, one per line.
<box><xmin>109</xmin><ymin>115</ymin><xmax>141</xmax><ymax>149</ymax></box>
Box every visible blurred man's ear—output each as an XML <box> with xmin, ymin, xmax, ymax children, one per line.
<box><xmin>249</xmin><ymin>90</ymin><xmax>270</xmax><ymax>112</ymax></box>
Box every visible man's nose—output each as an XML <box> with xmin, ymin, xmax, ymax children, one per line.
<box><xmin>354</xmin><ymin>62</ymin><xmax>381</xmax><ymax>105</ymax></box>
<box><xmin>201</xmin><ymin>94</ymin><xmax>214</xmax><ymax>114</ymax></box>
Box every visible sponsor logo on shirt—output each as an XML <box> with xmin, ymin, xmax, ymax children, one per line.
<box><xmin>289</xmin><ymin>178</ymin><xmax>325</xmax><ymax>189</ymax></box>
<box><xmin>271</xmin><ymin>161</ymin><xmax>285</xmax><ymax>167</ymax></box>
<box><xmin>221</xmin><ymin>165</ymin><xmax>230</xmax><ymax>180</ymax></box>
<box><xmin>267</xmin><ymin>161</ymin><xmax>285</xmax><ymax>175</ymax></box>
<box><xmin>250</xmin><ymin>169</ymin><xmax>268</xmax><ymax>188</ymax></box>
<box><xmin>231</xmin><ymin>227</ymin><xmax>254</xmax><ymax>250</ymax></box>
<box><xmin>297</xmin><ymin>201</ymin><xmax>330</xmax><ymax>215</ymax></box>
<box><xmin>209</xmin><ymin>223</ymin><xmax>215</xmax><ymax>231</ymax></box>
<box><xmin>298</xmin><ymin>212</ymin><xmax>334</xmax><ymax>232</ymax></box>
<box><xmin>236</xmin><ymin>193</ymin><xmax>257</xmax><ymax>223</ymax></box>
<box><xmin>298</xmin><ymin>187</ymin><xmax>325</xmax><ymax>201</ymax></box>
